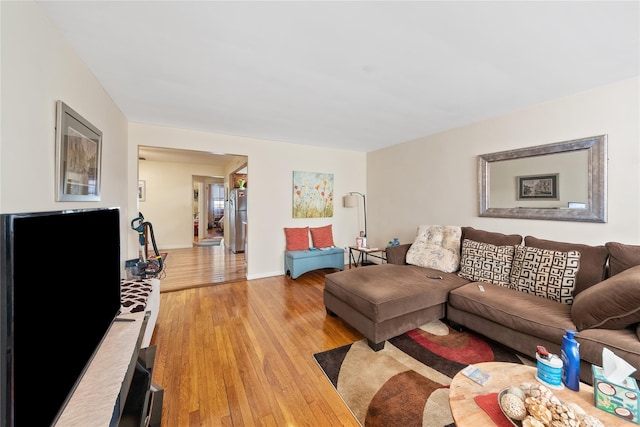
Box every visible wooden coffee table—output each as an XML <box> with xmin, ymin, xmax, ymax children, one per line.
<box><xmin>449</xmin><ymin>361</ymin><xmax>629</xmax><ymax>426</ymax></box>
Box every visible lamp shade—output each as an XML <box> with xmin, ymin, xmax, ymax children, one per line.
<box><xmin>343</xmin><ymin>194</ymin><xmax>359</xmax><ymax>208</ymax></box>
<box><xmin>344</xmin><ymin>192</ymin><xmax>367</xmax><ymax>238</ymax></box>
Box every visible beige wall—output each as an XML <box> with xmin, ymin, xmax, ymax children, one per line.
<box><xmin>1</xmin><ymin>2</ymin><xmax>130</xmax><ymax>262</ymax></box>
<box><xmin>368</xmin><ymin>77</ymin><xmax>640</xmax><ymax>248</ymax></box>
<box><xmin>137</xmin><ymin>160</ymin><xmax>226</xmax><ymax>249</ymax></box>
<box><xmin>128</xmin><ymin>123</ymin><xmax>366</xmax><ymax>279</ymax></box>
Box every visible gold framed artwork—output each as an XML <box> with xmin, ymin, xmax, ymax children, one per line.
<box><xmin>292</xmin><ymin>171</ymin><xmax>334</xmax><ymax>218</ymax></box>
<box><xmin>55</xmin><ymin>101</ymin><xmax>102</xmax><ymax>201</ymax></box>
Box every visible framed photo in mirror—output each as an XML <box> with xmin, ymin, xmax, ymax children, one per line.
<box><xmin>516</xmin><ymin>174</ymin><xmax>559</xmax><ymax>200</ymax></box>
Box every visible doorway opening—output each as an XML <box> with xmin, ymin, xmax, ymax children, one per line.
<box><xmin>137</xmin><ymin>145</ymin><xmax>248</xmax><ymax>284</ymax></box>
<box><xmin>193</xmin><ymin>176</ymin><xmax>225</xmax><ymax>244</ymax></box>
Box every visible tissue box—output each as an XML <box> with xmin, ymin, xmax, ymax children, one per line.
<box><xmin>592</xmin><ymin>365</ymin><xmax>639</xmax><ymax>424</ymax></box>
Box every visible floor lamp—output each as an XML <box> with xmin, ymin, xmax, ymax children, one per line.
<box><xmin>343</xmin><ymin>192</ymin><xmax>367</xmax><ymax>238</ymax></box>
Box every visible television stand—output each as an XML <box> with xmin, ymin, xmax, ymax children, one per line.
<box><xmin>54</xmin><ymin>311</ymin><xmax>163</xmax><ymax>426</ymax></box>
<box><xmin>119</xmin><ymin>345</ymin><xmax>163</xmax><ymax>427</ymax></box>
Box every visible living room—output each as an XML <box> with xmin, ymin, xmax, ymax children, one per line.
<box><xmin>1</xmin><ymin>1</ymin><xmax>639</xmax><ymax>426</ymax></box>
<box><xmin>2</xmin><ymin>2</ymin><xmax>638</xmax><ymax>275</ymax></box>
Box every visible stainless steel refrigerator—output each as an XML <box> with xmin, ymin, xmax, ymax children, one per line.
<box><xmin>229</xmin><ymin>188</ymin><xmax>247</xmax><ymax>253</ymax></box>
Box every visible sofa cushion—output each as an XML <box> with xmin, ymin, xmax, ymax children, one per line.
<box><xmin>448</xmin><ymin>283</ymin><xmax>575</xmax><ymax>346</ymax></box>
<box><xmin>385</xmin><ymin>243</ymin><xmax>411</xmax><ymax>265</ymax></box>
<box><xmin>458</xmin><ymin>239</ymin><xmax>515</xmax><ymax>286</ymax></box>
<box><xmin>310</xmin><ymin>224</ymin><xmax>335</xmax><ymax>249</ymax></box>
<box><xmin>509</xmin><ymin>246</ymin><xmax>580</xmax><ymax>305</ymax></box>
<box><xmin>572</xmin><ymin>265</ymin><xmax>640</xmax><ymax>330</ymax></box>
<box><xmin>284</xmin><ymin>227</ymin><xmax>309</xmax><ymax>251</ymax></box>
<box><xmin>406</xmin><ymin>225</ymin><xmax>462</xmax><ymax>273</ymax></box>
<box><xmin>524</xmin><ymin>236</ymin><xmax>608</xmax><ymax>295</ymax></box>
<box><xmin>575</xmin><ymin>326</ymin><xmax>640</xmax><ymax>383</ymax></box>
<box><xmin>461</xmin><ymin>227</ymin><xmax>522</xmax><ymax>246</ymax></box>
<box><xmin>606</xmin><ymin>242</ymin><xmax>640</xmax><ymax>277</ymax></box>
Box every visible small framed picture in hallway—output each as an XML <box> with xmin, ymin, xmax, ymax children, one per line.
<box><xmin>138</xmin><ymin>180</ymin><xmax>146</xmax><ymax>202</ymax></box>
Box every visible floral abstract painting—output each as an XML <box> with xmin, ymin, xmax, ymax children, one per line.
<box><xmin>292</xmin><ymin>171</ymin><xmax>334</xmax><ymax>218</ymax></box>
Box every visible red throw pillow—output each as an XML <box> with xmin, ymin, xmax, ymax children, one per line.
<box><xmin>284</xmin><ymin>227</ymin><xmax>309</xmax><ymax>251</ymax></box>
<box><xmin>310</xmin><ymin>225</ymin><xmax>335</xmax><ymax>249</ymax></box>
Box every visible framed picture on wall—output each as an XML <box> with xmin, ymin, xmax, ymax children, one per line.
<box><xmin>55</xmin><ymin>101</ymin><xmax>102</xmax><ymax>201</ymax></box>
<box><xmin>138</xmin><ymin>180</ymin><xmax>146</xmax><ymax>202</ymax></box>
<box><xmin>292</xmin><ymin>170</ymin><xmax>334</xmax><ymax>218</ymax></box>
<box><xmin>516</xmin><ymin>173</ymin><xmax>559</xmax><ymax>200</ymax></box>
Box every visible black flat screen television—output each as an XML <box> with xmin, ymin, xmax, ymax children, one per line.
<box><xmin>0</xmin><ymin>207</ymin><xmax>122</xmax><ymax>426</ymax></box>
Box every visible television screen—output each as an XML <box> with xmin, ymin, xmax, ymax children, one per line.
<box><xmin>0</xmin><ymin>207</ymin><xmax>122</xmax><ymax>426</ymax></box>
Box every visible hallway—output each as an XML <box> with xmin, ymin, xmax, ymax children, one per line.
<box><xmin>193</xmin><ymin>223</ymin><xmax>224</xmax><ymax>245</ymax></box>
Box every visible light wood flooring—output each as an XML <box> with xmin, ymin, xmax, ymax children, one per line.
<box><xmin>157</xmin><ymin>244</ymin><xmax>246</xmax><ymax>293</ymax></box>
<box><xmin>148</xmin><ymin>253</ymin><xmax>361</xmax><ymax>426</ymax></box>
<box><xmin>155</xmin><ymin>227</ymin><xmax>246</xmax><ymax>293</ymax></box>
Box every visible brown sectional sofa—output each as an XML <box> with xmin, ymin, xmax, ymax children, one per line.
<box><xmin>323</xmin><ymin>226</ymin><xmax>640</xmax><ymax>384</ymax></box>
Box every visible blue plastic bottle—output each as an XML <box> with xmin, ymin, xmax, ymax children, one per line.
<box><xmin>561</xmin><ymin>329</ymin><xmax>580</xmax><ymax>391</ymax></box>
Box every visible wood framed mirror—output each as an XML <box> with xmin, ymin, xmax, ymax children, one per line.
<box><xmin>478</xmin><ymin>135</ymin><xmax>607</xmax><ymax>222</ymax></box>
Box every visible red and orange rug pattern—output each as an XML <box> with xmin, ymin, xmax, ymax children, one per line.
<box><xmin>313</xmin><ymin>320</ymin><xmax>532</xmax><ymax>427</ymax></box>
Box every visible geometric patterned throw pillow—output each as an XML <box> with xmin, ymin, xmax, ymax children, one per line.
<box><xmin>509</xmin><ymin>246</ymin><xmax>580</xmax><ymax>305</ymax></box>
<box><xmin>458</xmin><ymin>239</ymin><xmax>515</xmax><ymax>286</ymax></box>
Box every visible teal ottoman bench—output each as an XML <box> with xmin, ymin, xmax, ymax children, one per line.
<box><xmin>285</xmin><ymin>247</ymin><xmax>345</xmax><ymax>279</ymax></box>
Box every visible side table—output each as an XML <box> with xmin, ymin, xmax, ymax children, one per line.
<box><xmin>449</xmin><ymin>361</ymin><xmax>629</xmax><ymax>427</ymax></box>
<box><xmin>348</xmin><ymin>246</ymin><xmax>386</xmax><ymax>268</ymax></box>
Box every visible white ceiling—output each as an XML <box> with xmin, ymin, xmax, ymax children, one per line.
<box><xmin>37</xmin><ymin>1</ymin><xmax>639</xmax><ymax>153</ymax></box>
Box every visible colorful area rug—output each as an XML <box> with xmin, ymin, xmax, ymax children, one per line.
<box><xmin>313</xmin><ymin>320</ymin><xmax>533</xmax><ymax>427</ymax></box>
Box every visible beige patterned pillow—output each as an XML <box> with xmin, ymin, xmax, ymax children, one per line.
<box><xmin>458</xmin><ymin>239</ymin><xmax>515</xmax><ymax>286</ymax></box>
<box><xmin>510</xmin><ymin>246</ymin><xmax>580</xmax><ymax>304</ymax></box>
<box><xmin>405</xmin><ymin>225</ymin><xmax>462</xmax><ymax>273</ymax></box>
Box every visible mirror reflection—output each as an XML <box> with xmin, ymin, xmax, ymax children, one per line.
<box><xmin>478</xmin><ymin>135</ymin><xmax>607</xmax><ymax>222</ymax></box>
<box><xmin>489</xmin><ymin>150</ymin><xmax>588</xmax><ymax>208</ymax></box>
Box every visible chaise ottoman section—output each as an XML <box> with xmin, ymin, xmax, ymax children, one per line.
<box><xmin>324</xmin><ymin>264</ymin><xmax>469</xmax><ymax>350</ymax></box>
<box><xmin>285</xmin><ymin>247</ymin><xmax>345</xmax><ymax>279</ymax></box>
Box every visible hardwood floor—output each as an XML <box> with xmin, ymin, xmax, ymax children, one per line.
<box><xmin>158</xmin><ymin>244</ymin><xmax>247</xmax><ymax>293</ymax></box>
<box><xmin>156</xmin><ymin>227</ymin><xmax>246</xmax><ymax>293</ymax></box>
<box><xmin>149</xmin><ymin>261</ymin><xmax>361</xmax><ymax>426</ymax></box>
